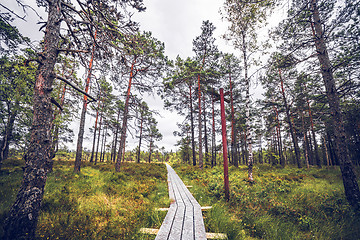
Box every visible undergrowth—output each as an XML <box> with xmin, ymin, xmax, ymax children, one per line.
<box><xmin>0</xmin><ymin>157</ymin><xmax>167</xmax><ymax>239</ymax></box>
<box><xmin>173</xmin><ymin>163</ymin><xmax>360</xmax><ymax>240</ymax></box>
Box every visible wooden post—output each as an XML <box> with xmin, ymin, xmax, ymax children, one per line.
<box><xmin>220</xmin><ymin>88</ymin><xmax>229</xmax><ymax>201</ymax></box>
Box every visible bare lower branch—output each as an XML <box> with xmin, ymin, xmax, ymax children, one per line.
<box><xmin>54</xmin><ymin>74</ymin><xmax>97</xmax><ymax>102</ymax></box>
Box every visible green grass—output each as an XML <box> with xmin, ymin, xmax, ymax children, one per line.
<box><xmin>173</xmin><ymin>163</ymin><xmax>360</xmax><ymax>240</ymax></box>
<box><xmin>0</xmin><ymin>157</ymin><xmax>167</xmax><ymax>239</ymax></box>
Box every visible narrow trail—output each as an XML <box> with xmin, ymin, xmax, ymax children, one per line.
<box><xmin>155</xmin><ymin>163</ymin><xmax>207</xmax><ymax>240</ymax></box>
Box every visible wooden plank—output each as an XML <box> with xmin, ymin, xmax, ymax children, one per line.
<box><xmin>155</xmin><ymin>164</ymin><xmax>207</xmax><ymax>240</ymax></box>
<box><xmin>206</xmin><ymin>232</ymin><xmax>228</xmax><ymax>239</ymax></box>
<box><xmin>201</xmin><ymin>206</ymin><xmax>213</xmax><ymax>211</ymax></box>
<box><xmin>139</xmin><ymin>228</ymin><xmax>159</xmax><ymax>235</ymax></box>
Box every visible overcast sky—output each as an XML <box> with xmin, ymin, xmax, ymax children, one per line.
<box><xmin>4</xmin><ymin>0</ymin><xmax>257</xmax><ymax>152</ymax></box>
<box><xmin>131</xmin><ymin>0</ymin><xmax>237</xmax><ymax>151</ymax></box>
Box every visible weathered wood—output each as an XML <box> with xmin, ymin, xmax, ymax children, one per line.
<box><xmin>155</xmin><ymin>164</ymin><xmax>207</xmax><ymax>240</ymax></box>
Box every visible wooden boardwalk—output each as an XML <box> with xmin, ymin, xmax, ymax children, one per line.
<box><xmin>155</xmin><ymin>164</ymin><xmax>207</xmax><ymax>240</ymax></box>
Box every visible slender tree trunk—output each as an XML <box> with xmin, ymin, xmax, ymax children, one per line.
<box><xmin>279</xmin><ymin>69</ymin><xmax>302</xmax><ymax>168</ymax></box>
<box><xmin>259</xmin><ymin>134</ymin><xmax>263</xmax><ymax>164</ymax></box>
<box><xmin>311</xmin><ymin>0</ymin><xmax>360</xmax><ymax>211</ymax></box>
<box><xmin>242</xmin><ymin>33</ymin><xmax>254</xmax><ymax>181</ymax></box>
<box><xmin>272</xmin><ymin>100</ymin><xmax>284</xmax><ymax>166</ymax></box>
<box><xmin>116</xmin><ymin>59</ymin><xmax>135</xmax><ymax>172</ymax></box>
<box><xmin>137</xmin><ymin>110</ymin><xmax>144</xmax><ymax>163</ymax></box>
<box><xmin>189</xmin><ymin>84</ymin><xmax>196</xmax><ymax>166</ymax></box>
<box><xmin>203</xmin><ymin>94</ymin><xmax>209</xmax><ymax>166</ymax></box>
<box><xmin>229</xmin><ymin>73</ymin><xmax>239</xmax><ymax>167</ymax></box>
<box><xmin>95</xmin><ymin>112</ymin><xmax>103</xmax><ymax>165</ymax></box>
<box><xmin>301</xmin><ymin>111</ymin><xmax>310</xmax><ymax>169</ymax></box>
<box><xmin>197</xmin><ymin>73</ymin><xmax>203</xmax><ymax>169</ymax></box>
<box><xmin>74</xmin><ymin>30</ymin><xmax>97</xmax><ymax>172</ymax></box>
<box><xmin>211</xmin><ymin>95</ymin><xmax>216</xmax><ymax>167</ymax></box>
<box><xmin>305</xmin><ymin>92</ymin><xmax>321</xmax><ymax>167</ymax></box>
<box><xmin>4</xmin><ymin>1</ymin><xmax>61</xmax><ymax>238</ymax></box>
<box><xmin>0</xmin><ymin>105</ymin><xmax>18</xmax><ymax>169</ymax></box>
<box><xmin>148</xmin><ymin>141</ymin><xmax>153</xmax><ymax>163</ymax></box>
<box><xmin>323</xmin><ymin>136</ymin><xmax>330</xmax><ymax>166</ymax></box>
<box><xmin>100</xmin><ymin>123</ymin><xmax>107</xmax><ymax>162</ymax></box>
<box><xmin>90</xmin><ymin>94</ymin><xmax>102</xmax><ymax>163</ymax></box>
<box><xmin>112</xmin><ymin>107</ymin><xmax>122</xmax><ymax>162</ymax></box>
<box><xmin>52</xmin><ymin>84</ymin><xmax>66</xmax><ymax>157</ymax></box>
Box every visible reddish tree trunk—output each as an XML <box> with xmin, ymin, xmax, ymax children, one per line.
<box><xmin>220</xmin><ymin>88</ymin><xmax>229</xmax><ymax>201</ymax></box>
<box><xmin>74</xmin><ymin>30</ymin><xmax>97</xmax><ymax>172</ymax></box>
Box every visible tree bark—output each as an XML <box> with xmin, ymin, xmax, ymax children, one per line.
<box><xmin>203</xmin><ymin>94</ymin><xmax>209</xmax><ymax>166</ymax></box>
<box><xmin>74</xmin><ymin>30</ymin><xmax>97</xmax><ymax>172</ymax></box>
<box><xmin>0</xmin><ymin>103</ymin><xmax>18</xmax><ymax>169</ymax></box>
<box><xmin>116</xmin><ymin>59</ymin><xmax>135</xmax><ymax>172</ymax></box>
<box><xmin>90</xmin><ymin>95</ymin><xmax>102</xmax><ymax>163</ymax></box>
<box><xmin>4</xmin><ymin>0</ymin><xmax>61</xmax><ymax>238</ymax></box>
<box><xmin>137</xmin><ymin>109</ymin><xmax>144</xmax><ymax>163</ymax></box>
<box><xmin>112</xmin><ymin>107</ymin><xmax>122</xmax><ymax>162</ymax></box>
<box><xmin>211</xmin><ymin>95</ymin><xmax>216</xmax><ymax>167</ymax></box>
<box><xmin>272</xmin><ymin>100</ymin><xmax>284</xmax><ymax>166</ymax></box>
<box><xmin>95</xmin><ymin>112</ymin><xmax>103</xmax><ymax>165</ymax></box>
<box><xmin>279</xmin><ymin>69</ymin><xmax>302</xmax><ymax>168</ymax></box>
<box><xmin>229</xmin><ymin>73</ymin><xmax>239</xmax><ymax>167</ymax></box>
<box><xmin>197</xmin><ymin>73</ymin><xmax>203</xmax><ymax>169</ymax></box>
<box><xmin>189</xmin><ymin>84</ymin><xmax>196</xmax><ymax>166</ymax></box>
<box><xmin>311</xmin><ymin>0</ymin><xmax>360</xmax><ymax>211</ymax></box>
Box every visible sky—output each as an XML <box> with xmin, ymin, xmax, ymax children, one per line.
<box><xmin>3</xmin><ymin>0</ymin><xmax>265</xmax><ymax>152</ymax></box>
<box><xmin>131</xmin><ymin>0</ymin><xmax>237</xmax><ymax>151</ymax></box>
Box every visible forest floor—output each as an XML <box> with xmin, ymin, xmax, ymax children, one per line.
<box><xmin>1</xmin><ymin>156</ymin><xmax>360</xmax><ymax>239</ymax></box>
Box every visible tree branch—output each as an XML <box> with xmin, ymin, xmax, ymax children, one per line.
<box><xmin>54</xmin><ymin>74</ymin><xmax>97</xmax><ymax>102</ymax></box>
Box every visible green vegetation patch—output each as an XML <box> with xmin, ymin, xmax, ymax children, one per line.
<box><xmin>173</xmin><ymin>164</ymin><xmax>360</xmax><ymax>240</ymax></box>
<box><xmin>0</xmin><ymin>159</ymin><xmax>167</xmax><ymax>239</ymax></box>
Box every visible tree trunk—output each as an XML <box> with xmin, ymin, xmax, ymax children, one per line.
<box><xmin>100</xmin><ymin>123</ymin><xmax>107</xmax><ymax>162</ymax></box>
<box><xmin>279</xmin><ymin>69</ymin><xmax>302</xmax><ymax>168</ymax></box>
<box><xmin>272</xmin><ymin>100</ymin><xmax>284</xmax><ymax>166</ymax></box>
<box><xmin>306</xmin><ymin>92</ymin><xmax>321</xmax><ymax>167</ymax></box>
<box><xmin>137</xmin><ymin>110</ymin><xmax>144</xmax><ymax>163</ymax></box>
<box><xmin>4</xmin><ymin>1</ymin><xmax>61</xmax><ymax>238</ymax></box>
<box><xmin>0</xmin><ymin>104</ymin><xmax>18</xmax><ymax>169</ymax></box>
<box><xmin>116</xmin><ymin>59</ymin><xmax>135</xmax><ymax>172</ymax></box>
<box><xmin>197</xmin><ymin>73</ymin><xmax>203</xmax><ymax>169</ymax></box>
<box><xmin>189</xmin><ymin>84</ymin><xmax>196</xmax><ymax>166</ymax></box>
<box><xmin>74</xmin><ymin>30</ymin><xmax>97</xmax><ymax>172</ymax></box>
<box><xmin>90</xmin><ymin>95</ymin><xmax>102</xmax><ymax>163</ymax></box>
<box><xmin>203</xmin><ymin>94</ymin><xmax>209</xmax><ymax>166</ymax></box>
<box><xmin>52</xmin><ymin>84</ymin><xmax>66</xmax><ymax>157</ymax></box>
<box><xmin>311</xmin><ymin>0</ymin><xmax>360</xmax><ymax>211</ymax></box>
<box><xmin>230</xmin><ymin>73</ymin><xmax>239</xmax><ymax>167</ymax></box>
<box><xmin>148</xmin><ymin>141</ymin><xmax>153</xmax><ymax>163</ymax></box>
<box><xmin>95</xmin><ymin>112</ymin><xmax>103</xmax><ymax>165</ymax></box>
<box><xmin>301</xmin><ymin>111</ymin><xmax>310</xmax><ymax>169</ymax></box>
<box><xmin>211</xmin><ymin>95</ymin><xmax>216</xmax><ymax>167</ymax></box>
<box><xmin>112</xmin><ymin>107</ymin><xmax>122</xmax><ymax>162</ymax></box>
